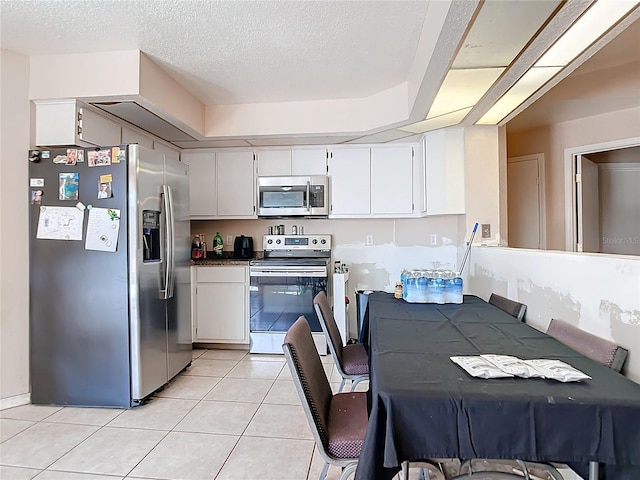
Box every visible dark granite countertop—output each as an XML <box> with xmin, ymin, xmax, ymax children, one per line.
<box><xmin>191</xmin><ymin>251</ymin><xmax>263</xmax><ymax>266</ymax></box>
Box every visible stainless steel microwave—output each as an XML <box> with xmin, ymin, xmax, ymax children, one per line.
<box><xmin>257</xmin><ymin>175</ymin><xmax>329</xmax><ymax>217</ymax></box>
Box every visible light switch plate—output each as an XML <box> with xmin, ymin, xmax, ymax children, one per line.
<box><xmin>481</xmin><ymin>224</ymin><xmax>491</xmax><ymax>239</ymax></box>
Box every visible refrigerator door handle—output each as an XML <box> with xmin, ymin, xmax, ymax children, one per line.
<box><xmin>161</xmin><ymin>184</ymin><xmax>175</xmax><ymax>299</ymax></box>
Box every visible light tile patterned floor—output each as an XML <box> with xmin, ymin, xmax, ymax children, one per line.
<box><xmin>0</xmin><ymin>347</ymin><xmax>582</xmax><ymax>480</ymax></box>
<box><xmin>0</xmin><ymin>348</ymin><xmax>389</xmax><ymax>480</ymax></box>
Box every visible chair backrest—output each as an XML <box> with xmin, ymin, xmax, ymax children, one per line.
<box><xmin>313</xmin><ymin>291</ymin><xmax>344</xmax><ymax>364</ymax></box>
<box><xmin>546</xmin><ymin>318</ymin><xmax>628</xmax><ymax>373</ymax></box>
<box><xmin>283</xmin><ymin>316</ymin><xmax>333</xmax><ymax>451</ymax></box>
<box><xmin>489</xmin><ymin>293</ymin><xmax>527</xmax><ymax>321</ymax></box>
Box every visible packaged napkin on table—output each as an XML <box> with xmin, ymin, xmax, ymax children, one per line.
<box><xmin>524</xmin><ymin>359</ymin><xmax>591</xmax><ymax>382</ymax></box>
<box><xmin>481</xmin><ymin>354</ymin><xmax>546</xmax><ymax>378</ymax></box>
<box><xmin>450</xmin><ymin>356</ymin><xmax>514</xmax><ymax>378</ymax></box>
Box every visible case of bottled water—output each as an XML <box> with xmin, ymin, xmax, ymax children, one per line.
<box><xmin>401</xmin><ymin>269</ymin><xmax>463</xmax><ymax>304</ymax></box>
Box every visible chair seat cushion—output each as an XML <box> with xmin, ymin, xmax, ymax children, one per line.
<box><xmin>342</xmin><ymin>343</ymin><xmax>369</xmax><ymax>375</ymax></box>
<box><xmin>327</xmin><ymin>391</ymin><xmax>368</xmax><ymax>458</ymax></box>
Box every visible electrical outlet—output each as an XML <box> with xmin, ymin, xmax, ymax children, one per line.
<box><xmin>226</xmin><ymin>235</ymin><xmax>232</xmax><ymax>245</ymax></box>
<box><xmin>430</xmin><ymin>234</ymin><xmax>437</xmax><ymax>245</ymax></box>
<box><xmin>481</xmin><ymin>224</ymin><xmax>491</xmax><ymax>239</ymax></box>
<box><xmin>366</xmin><ymin>235</ymin><xmax>373</xmax><ymax>246</ymax></box>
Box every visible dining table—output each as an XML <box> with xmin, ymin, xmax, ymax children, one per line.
<box><xmin>355</xmin><ymin>292</ymin><xmax>640</xmax><ymax>480</ymax></box>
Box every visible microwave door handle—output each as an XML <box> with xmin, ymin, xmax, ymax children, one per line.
<box><xmin>306</xmin><ymin>180</ymin><xmax>311</xmax><ymax>212</ymax></box>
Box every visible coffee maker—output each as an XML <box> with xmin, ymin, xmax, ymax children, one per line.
<box><xmin>233</xmin><ymin>235</ymin><xmax>254</xmax><ymax>259</ymax></box>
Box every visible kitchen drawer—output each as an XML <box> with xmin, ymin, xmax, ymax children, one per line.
<box><xmin>197</xmin><ymin>265</ymin><xmax>247</xmax><ymax>283</ymax></box>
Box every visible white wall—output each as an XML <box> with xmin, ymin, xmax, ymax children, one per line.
<box><xmin>464</xmin><ymin>126</ymin><xmax>502</xmax><ymax>244</ymax></box>
<box><xmin>467</xmin><ymin>247</ymin><xmax>640</xmax><ymax>383</ymax></box>
<box><xmin>0</xmin><ymin>50</ymin><xmax>31</xmax><ymax>407</ymax></box>
<box><xmin>508</xmin><ymin>106</ymin><xmax>640</xmax><ymax>250</ymax></box>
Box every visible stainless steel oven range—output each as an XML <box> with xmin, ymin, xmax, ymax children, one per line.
<box><xmin>249</xmin><ymin>234</ymin><xmax>331</xmax><ymax>354</ymax></box>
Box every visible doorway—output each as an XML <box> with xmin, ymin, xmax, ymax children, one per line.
<box><xmin>565</xmin><ymin>138</ymin><xmax>640</xmax><ymax>255</ymax></box>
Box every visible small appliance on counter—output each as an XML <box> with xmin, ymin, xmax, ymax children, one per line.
<box><xmin>233</xmin><ymin>235</ymin><xmax>254</xmax><ymax>259</ymax></box>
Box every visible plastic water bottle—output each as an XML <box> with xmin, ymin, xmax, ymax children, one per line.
<box><xmin>417</xmin><ymin>274</ymin><xmax>428</xmax><ymax>302</ymax></box>
<box><xmin>400</xmin><ymin>270</ymin><xmax>408</xmax><ymax>300</ymax></box>
<box><xmin>405</xmin><ymin>272</ymin><xmax>418</xmax><ymax>302</ymax></box>
<box><xmin>448</xmin><ymin>277</ymin><xmax>463</xmax><ymax>304</ymax></box>
<box><xmin>428</xmin><ymin>274</ymin><xmax>445</xmax><ymax>304</ymax></box>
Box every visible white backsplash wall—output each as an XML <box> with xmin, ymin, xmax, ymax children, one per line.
<box><xmin>193</xmin><ymin>215</ymin><xmax>466</xmax><ymax>337</ymax></box>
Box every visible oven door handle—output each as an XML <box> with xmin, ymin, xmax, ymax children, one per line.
<box><xmin>306</xmin><ymin>180</ymin><xmax>311</xmax><ymax>212</ymax></box>
<box><xmin>250</xmin><ymin>270</ymin><xmax>327</xmax><ymax>278</ymax></box>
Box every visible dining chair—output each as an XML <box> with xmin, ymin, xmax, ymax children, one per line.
<box><xmin>313</xmin><ymin>291</ymin><xmax>369</xmax><ymax>392</ymax></box>
<box><xmin>282</xmin><ymin>316</ymin><xmax>368</xmax><ymax>480</ymax></box>
<box><xmin>547</xmin><ymin>318</ymin><xmax>628</xmax><ymax>373</ymax></box>
<box><xmin>488</xmin><ymin>293</ymin><xmax>527</xmax><ymax>321</ymax></box>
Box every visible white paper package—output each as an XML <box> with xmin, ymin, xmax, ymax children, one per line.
<box><xmin>450</xmin><ymin>355</ymin><xmax>591</xmax><ymax>382</ymax></box>
<box><xmin>450</xmin><ymin>356</ymin><xmax>514</xmax><ymax>379</ymax></box>
<box><xmin>481</xmin><ymin>354</ymin><xmax>546</xmax><ymax>378</ymax></box>
<box><xmin>524</xmin><ymin>359</ymin><xmax>592</xmax><ymax>382</ymax></box>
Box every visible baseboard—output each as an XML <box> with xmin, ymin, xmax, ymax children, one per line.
<box><xmin>0</xmin><ymin>392</ymin><xmax>31</xmax><ymax>411</ymax></box>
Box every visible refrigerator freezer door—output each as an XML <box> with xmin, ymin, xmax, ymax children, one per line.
<box><xmin>164</xmin><ymin>156</ymin><xmax>192</xmax><ymax>380</ymax></box>
<box><xmin>128</xmin><ymin>145</ymin><xmax>170</xmax><ymax>401</ymax></box>
<box><xmin>29</xmin><ymin>147</ymin><xmax>131</xmax><ymax>407</ymax></box>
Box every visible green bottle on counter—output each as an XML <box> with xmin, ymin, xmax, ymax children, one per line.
<box><xmin>213</xmin><ymin>232</ymin><xmax>224</xmax><ymax>257</ymax></box>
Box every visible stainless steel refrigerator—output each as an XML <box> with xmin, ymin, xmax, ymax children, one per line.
<box><xmin>28</xmin><ymin>144</ymin><xmax>191</xmax><ymax>407</ymax></box>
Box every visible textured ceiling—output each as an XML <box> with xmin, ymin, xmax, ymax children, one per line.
<box><xmin>0</xmin><ymin>0</ymin><xmax>429</xmax><ymax>105</ymax></box>
<box><xmin>1</xmin><ymin>0</ymin><xmax>639</xmax><ymax>145</ymax></box>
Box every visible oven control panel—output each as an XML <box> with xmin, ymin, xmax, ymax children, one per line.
<box><xmin>263</xmin><ymin>234</ymin><xmax>331</xmax><ymax>250</ymax></box>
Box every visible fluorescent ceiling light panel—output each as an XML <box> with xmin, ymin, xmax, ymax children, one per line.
<box><xmin>453</xmin><ymin>0</ymin><xmax>562</xmax><ymax>69</ymax></box>
<box><xmin>400</xmin><ymin>108</ymin><xmax>472</xmax><ymax>134</ymax></box>
<box><xmin>535</xmin><ymin>0</ymin><xmax>639</xmax><ymax>67</ymax></box>
<box><xmin>477</xmin><ymin>66</ymin><xmax>561</xmax><ymax>124</ymax></box>
<box><xmin>427</xmin><ymin>68</ymin><xmax>504</xmax><ymax>119</ymax></box>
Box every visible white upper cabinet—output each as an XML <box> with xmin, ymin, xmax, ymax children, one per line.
<box><xmin>291</xmin><ymin>149</ymin><xmax>328</xmax><ymax>176</ymax></box>
<box><xmin>153</xmin><ymin>141</ymin><xmax>180</xmax><ymax>160</ymax></box>
<box><xmin>256</xmin><ymin>150</ymin><xmax>292</xmax><ymax>176</ymax></box>
<box><xmin>423</xmin><ymin>128</ymin><xmax>465</xmax><ymax>215</ymax></box>
<box><xmin>35</xmin><ymin>100</ymin><xmax>121</xmax><ymax>147</ymax></box>
<box><xmin>216</xmin><ymin>151</ymin><xmax>256</xmax><ymax>218</ymax></box>
<box><xmin>328</xmin><ymin>147</ymin><xmax>371</xmax><ymax>216</ymax></box>
<box><xmin>257</xmin><ymin>148</ymin><xmax>327</xmax><ymax>176</ymax></box>
<box><xmin>121</xmin><ymin>126</ymin><xmax>154</xmax><ymax>149</ymax></box>
<box><xmin>371</xmin><ymin>145</ymin><xmax>414</xmax><ymax>215</ymax></box>
<box><xmin>181</xmin><ymin>151</ymin><xmax>217</xmax><ymax>218</ymax></box>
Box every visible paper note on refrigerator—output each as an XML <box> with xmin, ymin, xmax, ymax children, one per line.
<box><xmin>36</xmin><ymin>206</ymin><xmax>84</xmax><ymax>241</ymax></box>
<box><xmin>85</xmin><ymin>208</ymin><xmax>120</xmax><ymax>252</ymax></box>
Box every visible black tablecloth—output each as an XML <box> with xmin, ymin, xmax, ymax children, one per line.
<box><xmin>355</xmin><ymin>293</ymin><xmax>640</xmax><ymax>480</ymax></box>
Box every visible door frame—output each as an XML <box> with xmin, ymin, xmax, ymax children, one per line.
<box><xmin>564</xmin><ymin>136</ymin><xmax>640</xmax><ymax>251</ymax></box>
<box><xmin>507</xmin><ymin>153</ymin><xmax>546</xmax><ymax>249</ymax></box>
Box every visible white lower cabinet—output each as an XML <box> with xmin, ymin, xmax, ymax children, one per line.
<box><xmin>192</xmin><ymin>265</ymin><xmax>249</xmax><ymax>344</ymax></box>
